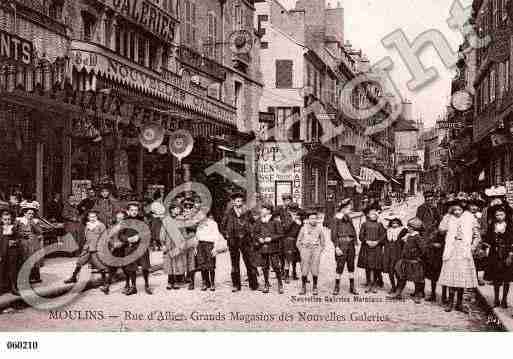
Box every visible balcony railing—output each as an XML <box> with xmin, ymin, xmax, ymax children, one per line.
<box><xmin>178</xmin><ymin>46</ymin><xmax>227</xmax><ymax>81</ymax></box>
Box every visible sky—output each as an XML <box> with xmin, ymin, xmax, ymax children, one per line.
<box><xmin>278</xmin><ymin>0</ymin><xmax>469</xmax><ymax>128</ymax></box>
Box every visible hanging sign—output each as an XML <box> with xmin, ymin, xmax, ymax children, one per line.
<box><xmin>169</xmin><ymin>130</ymin><xmax>194</xmax><ymax>161</ymax></box>
<box><xmin>139</xmin><ymin>124</ymin><xmax>164</xmax><ymax>152</ymax></box>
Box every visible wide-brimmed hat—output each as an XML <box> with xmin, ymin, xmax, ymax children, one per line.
<box><xmin>287</xmin><ymin>202</ymin><xmax>300</xmax><ymax>212</ymax></box>
<box><xmin>150</xmin><ymin>202</ymin><xmax>166</xmax><ymax>217</ymax></box>
<box><xmin>20</xmin><ymin>200</ymin><xmax>40</xmax><ymax>212</ymax></box>
<box><xmin>485</xmin><ymin>186</ymin><xmax>507</xmax><ymax>198</ymax></box>
<box><xmin>337</xmin><ymin>198</ymin><xmax>352</xmax><ymax>211</ymax></box>
<box><xmin>446</xmin><ymin>199</ymin><xmax>466</xmax><ymax>209</ymax></box>
<box><xmin>407</xmin><ymin>217</ymin><xmax>423</xmax><ymax>231</ymax></box>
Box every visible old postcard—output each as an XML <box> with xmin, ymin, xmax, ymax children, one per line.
<box><xmin>0</xmin><ymin>0</ymin><xmax>510</xmax><ymax>333</ymax></box>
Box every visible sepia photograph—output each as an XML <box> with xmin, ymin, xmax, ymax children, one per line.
<box><xmin>0</xmin><ymin>0</ymin><xmax>511</xmax><ymax>338</ymax></box>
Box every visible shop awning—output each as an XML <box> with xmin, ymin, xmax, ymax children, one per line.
<box><xmin>360</xmin><ymin>167</ymin><xmax>389</xmax><ymax>185</ymax></box>
<box><xmin>334</xmin><ymin>156</ymin><xmax>359</xmax><ymax>187</ymax></box>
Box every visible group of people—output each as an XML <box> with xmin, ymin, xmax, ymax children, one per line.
<box><xmin>3</xmin><ymin>183</ymin><xmax>513</xmax><ymax>315</ymax></box>
<box><xmin>0</xmin><ymin>199</ymin><xmax>45</xmax><ymax>295</ymax></box>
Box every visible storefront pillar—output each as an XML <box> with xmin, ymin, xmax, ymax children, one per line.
<box><xmin>137</xmin><ymin>146</ymin><xmax>144</xmax><ymax>196</ymax></box>
<box><xmin>36</xmin><ymin>142</ymin><xmax>44</xmax><ymax>215</ymax></box>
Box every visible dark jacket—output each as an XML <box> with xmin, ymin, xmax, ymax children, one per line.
<box><xmin>253</xmin><ymin>218</ymin><xmax>282</xmax><ymax>254</ymax></box>
<box><xmin>221</xmin><ymin>207</ymin><xmax>254</xmax><ymax>247</ymax></box>
<box><xmin>484</xmin><ymin>221</ymin><xmax>513</xmax><ymax>283</ymax></box>
<box><xmin>400</xmin><ymin>232</ymin><xmax>424</xmax><ymax>260</ymax></box>
<box><xmin>330</xmin><ymin>215</ymin><xmax>357</xmax><ymax>256</ymax></box>
<box><xmin>416</xmin><ymin>203</ymin><xmax>441</xmax><ymax>232</ymax></box>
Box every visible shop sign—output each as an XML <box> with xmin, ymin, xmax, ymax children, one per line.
<box><xmin>256</xmin><ymin>142</ymin><xmax>303</xmax><ymax>207</ymax></box>
<box><xmin>0</xmin><ymin>29</ymin><xmax>33</xmax><ymax>65</ymax></box>
<box><xmin>71</xmin><ymin>48</ymin><xmax>236</xmax><ymax>124</ymax></box>
<box><xmin>71</xmin><ymin>180</ymin><xmax>92</xmax><ymax>203</ymax></box>
<box><xmin>100</xmin><ymin>0</ymin><xmax>177</xmax><ymax>43</ymax></box>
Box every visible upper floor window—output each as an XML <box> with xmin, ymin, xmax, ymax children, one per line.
<box><xmin>184</xmin><ymin>0</ymin><xmax>197</xmax><ymax>48</ymax></box>
<box><xmin>206</xmin><ymin>11</ymin><xmax>218</xmax><ymax>60</ymax></box>
<box><xmin>82</xmin><ymin>12</ymin><xmax>96</xmax><ymax>42</ymax></box>
<box><xmin>276</xmin><ymin>60</ymin><xmax>293</xmax><ymax>88</ymax></box>
<box><xmin>233</xmin><ymin>2</ymin><xmax>244</xmax><ymax>31</ymax></box>
<box><xmin>490</xmin><ymin>68</ymin><xmax>496</xmax><ymax>102</ymax></box>
<box><xmin>48</xmin><ymin>0</ymin><xmax>63</xmax><ymax>21</ymax></box>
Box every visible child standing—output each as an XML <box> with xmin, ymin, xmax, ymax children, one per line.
<box><xmin>297</xmin><ymin>211</ymin><xmax>326</xmax><ymax>295</ymax></box>
<box><xmin>330</xmin><ymin>199</ymin><xmax>359</xmax><ymax>295</ymax></box>
<box><xmin>358</xmin><ymin>206</ymin><xmax>386</xmax><ymax>293</ymax></box>
<box><xmin>389</xmin><ymin>218</ymin><xmax>425</xmax><ymax>304</ymax></box>
<box><xmin>484</xmin><ymin>206</ymin><xmax>513</xmax><ymax>308</ymax></box>
<box><xmin>195</xmin><ymin>210</ymin><xmax>227</xmax><ymax>291</ymax></box>
<box><xmin>253</xmin><ymin>203</ymin><xmax>284</xmax><ymax>294</ymax></box>
<box><xmin>382</xmin><ymin>216</ymin><xmax>407</xmax><ymax>294</ymax></box>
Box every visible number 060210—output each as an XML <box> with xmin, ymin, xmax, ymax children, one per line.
<box><xmin>6</xmin><ymin>341</ymin><xmax>38</xmax><ymax>350</ymax></box>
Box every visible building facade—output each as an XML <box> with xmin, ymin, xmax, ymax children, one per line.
<box><xmin>0</xmin><ymin>0</ymin><xmax>262</xmax><ymax>218</ymax></box>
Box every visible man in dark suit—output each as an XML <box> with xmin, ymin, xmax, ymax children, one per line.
<box><xmin>416</xmin><ymin>190</ymin><xmax>442</xmax><ymax>298</ymax></box>
<box><xmin>221</xmin><ymin>192</ymin><xmax>258</xmax><ymax>292</ymax></box>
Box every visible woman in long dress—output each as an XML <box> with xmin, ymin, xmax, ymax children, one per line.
<box><xmin>438</xmin><ymin>199</ymin><xmax>480</xmax><ymax>313</ymax></box>
<box><xmin>15</xmin><ymin>201</ymin><xmax>44</xmax><ymax>284</ymax></box>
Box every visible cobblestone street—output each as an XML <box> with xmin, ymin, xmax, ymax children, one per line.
<box><xmin>0</xmin><ymin>197</ymin><xmax>494</xmax><ymax>331</ymax></box>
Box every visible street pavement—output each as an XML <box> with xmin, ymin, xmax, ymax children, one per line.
<box><xmin>0</xmin><ymin>197</ymin><xmax>493</xmax><ymax>331</ymax></box>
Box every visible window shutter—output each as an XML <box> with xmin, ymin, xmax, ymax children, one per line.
<box><xmin>275</xmin><ymin>60</ymin><xmax>293</xmax><ymax>88</ymax></box>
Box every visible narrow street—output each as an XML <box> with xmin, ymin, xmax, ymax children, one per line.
<box><xmin>0</xmin><ymin>197</ymin><xmax>493</xmax><ymax>331</ymax></box>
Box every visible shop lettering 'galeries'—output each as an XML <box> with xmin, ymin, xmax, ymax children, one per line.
<box><xmin>101</xmin><ymin>0</ymin><xmax>177</xmax><ymax>42</ymax></box>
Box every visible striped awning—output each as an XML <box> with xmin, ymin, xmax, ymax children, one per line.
<box><xmin>334</xmin><ymin>156</ymin><xmax>359</xmax><ymax>187</ymax></box>
<box><xmin>360</xmin><ymin>167</ymin><xmax>389</xmax><ymax>185</ymax></box>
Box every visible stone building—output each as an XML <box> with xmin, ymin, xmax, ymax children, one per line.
<box><xmin>0</xmin><ymin>0</ymin><xmax>263</xmax><ymax>218</ymax></box>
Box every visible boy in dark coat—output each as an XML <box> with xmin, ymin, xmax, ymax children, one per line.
<box><xmin>253</xmin><ymin>202</ymin><xmax>284</xmax><ymax>294</ymax></box>
<box><xmin>358</xmin><ymin>206</ymin><xmax>386</xmax><ymax>293</ymax></box>
<box><xmin>280</xmin><ymin>202</ymin><xmax>302</xmax><ymax>283</ymax></box>
<box><xmin>330</xmin><ymin>199</ymin><xmax>359</xmax><ymax>295</ymax></box>
<box><xmin>389</xmin><ymin>218</ymin><xmax>426</xmax><ymax>304</ymax></box>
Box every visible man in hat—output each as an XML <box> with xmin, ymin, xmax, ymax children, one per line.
<box><xmin>275</xmin><ymin>193</ymin><xmax>300</xmax><ymax>280</ymax></box>
<box><xmin>221</xmin><ymin>192</ymin><xmax>258</xmax><ymax>292</ymax></box>
<box><xmin>330</xmin><ymin>198</ymin><xmax>359</xmax><ymax>295</ymax></box>
<box><xmin>281</xmin><ymin>202</ymin><xmax>302</xmax><ymax>283</ymax></box>
<box><xmin>123</xmin><ymin>202</ymin><xmax>153</xmax><ymax>295</ymax></box>
<box><xmin>415</xmin><ymin>190</ymin><xmax>441</xmax><ymax>298</ymax></box>
<box><xmin>92</xmin><ymin>185</ymin><xmax>119</xmax><ymax>227</ymax></box>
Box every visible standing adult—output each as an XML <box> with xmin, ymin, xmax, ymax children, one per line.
<box><xmin>221</xmin><ymin>192</ymin><xmax>258</xmax><ymax>292</ymax></box>
<box><xmin>438</xmin><ymin>199</ymin><xmax>480</xmax><ymax>312</ymax></box>
<box><xmin>0</xmin><ymin>210</ymin><xmax>20</xmax><ymax>295</ymax></box>
<box><xmin>15</xmin><ymin>201</ymin><xmax>43</xmax><ymax>284</ymax></box>
<box><xmin>275</xmin><ymin>193</ymin><xmax>294</xmax><ymax>277</ymax></box>
<box><xmin>92</xmin><ymin>185</ymin><xmax>119</xmax><ymax>229</ymax></box>
<box><xmin>416</xmin><ymin>190</ymin><xmax>442</xmax><ymax>300</ymax></box>
<box><xmin>330</xmin><ymin>199</ymin><xmax>359</xmax><ymax>296</ymax></box>
<box><xmin>161</xmin><ymin>202</ymin><xmax>185</xmax><ymax>290</ymax></box>
<box><xmin>61</xmin><ymin>194</ymin><xmax>81</xmax><ymax>253</ymax></box>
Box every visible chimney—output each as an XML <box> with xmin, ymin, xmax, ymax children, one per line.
<box><xmin>325</xmin><ymin>2</ymin><xmax>344</xmax><ymax>44</ymax></box>
<box><xmin>296</xmin><ymin>0</ymin><xmax>326</xmax><ymax>50</ymax></box>
<box><xmin>402</xmin><ymin>100</ymin><xmax>413</xmax><ymax>122</ymax></box>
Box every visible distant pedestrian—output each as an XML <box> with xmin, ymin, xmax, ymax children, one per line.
<box><xmin>297</xmin><ymin>211</ymin><xmax>326</xmax><ymax>296</ymax></box>
<box><xmin>0</xmin><ymin>210</ymin><xmax>20</xmax><ymax>295</ymax></box>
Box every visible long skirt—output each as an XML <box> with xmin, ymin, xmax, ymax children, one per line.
<box><xmin>382</xmin><ymin>241</ymin><xmax>402</xmax><ymax>274</ymax></box>
<box><xmin>163</xmin><ymin>248</ymin><xmax>195</xmax><ymax>275</ymax></box>
<box><xmin>439</xmin><ymin>243</ymin><xmax>478</xmax><ymax>289</ymax></box>
<box><xmin>357</xmin><ymin>244</ymin><xmax>368</xmax><ymax>269</ymax></box>
<box><xmin>195</xmin><ymin>241</ymin><xmax>216</xmax><ymax>271</ymax></box>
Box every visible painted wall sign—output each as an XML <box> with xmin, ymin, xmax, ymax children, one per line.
<box><xmin>0</xmin><ymin>29</ymin><xmax>33</xmax><ymax>65</ymax></box>
<box><xmin>100</xmin><ymin>0</ymin><xmax>177</xmax><ymax>42</ymax></box>
<box><xmin>256</xmin><ymin>142</ymin><xmax>303</xmax><ymax>207</ymax></box>
<box><xmin>71</xmin><ymin>46</ymin><xmax>236</xmax><ymax>124</ymax></box>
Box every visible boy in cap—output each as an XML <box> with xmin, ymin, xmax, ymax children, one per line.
<box><xmin>253</xmin><ymin>202</ymin><xmax>284</xmax><ymax>294</ymax></box>
<box><xmin>297</xmin><ymin>211</ymin><xmax>326</xmax><ymax>295</ymax></box>
<box><xmin>279</xmin><ymin>202</ymin><xmax>302</xmax><ymax>283</ymax></box>
<box><xmin>330</xmin><ymin>199</ymin><xmax>359</xmax><ymax>295</ymax></box>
